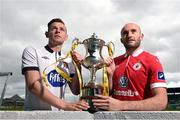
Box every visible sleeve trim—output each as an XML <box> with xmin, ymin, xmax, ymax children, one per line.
<box><xmin>22</xmin><ymin>67</ymin><xmax>39</xmax><ymax>74</ymax></box>
<box><xmin>150</xmin><ymin>82</ymin><xmax>167</xmax><ymax>89</ymax></box>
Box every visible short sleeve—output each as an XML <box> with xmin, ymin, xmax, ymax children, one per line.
<box><xmin>149</xmin><ymin>56</ymin><xmax>167</xmax><ymax>89</ymax></box>
<box><xmin>21</xmin><ymin>46</ymin><xmax>39</xmax><ymax>74</ymax></box>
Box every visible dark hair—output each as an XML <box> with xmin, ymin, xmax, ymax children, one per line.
<box><xmin>47</xmin><ymin>18</ymin><xmax>65</xmax><ymax>29</ymax></box>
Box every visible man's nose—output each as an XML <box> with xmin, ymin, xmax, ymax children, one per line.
<box><xmin>56</xmin><ymin>29</ymin><xmax>61</xmax><ymax>33</ymax></box>
<box><xmin>127</xmin><ymin>32</ymin><xmax>133</xmax><ymax>37</ymax></box>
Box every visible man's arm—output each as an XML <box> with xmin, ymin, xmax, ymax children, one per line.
<box><xmin>68</xmin><ymin>67</ymin><xmax>80</xmax><ymax>95</ymax></box>
<box><xmin>93</xmin><ymin>87</ymin><xmax>167</xmax><ymax>111</ymax></box>
<box><xmin>25</xmin><ymin>70</ymin><xmax>88</xmax><ymax>110</ymax></box>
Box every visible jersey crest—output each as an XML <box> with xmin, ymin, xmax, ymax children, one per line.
<box><xmin>133</xmin><ymin>62</ymin><xmax>142</xmax><ymax>70</ymax></box>
<box><xmin>119</xmin><ymin>76</ymin><xmax>129</xmax><ymax>88</ymax></box>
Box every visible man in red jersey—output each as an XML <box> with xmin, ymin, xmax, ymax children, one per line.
<box><xmin>92</xmin><ymin>23</ymin><xmax>167</xmax><ymax>111</ymax></box>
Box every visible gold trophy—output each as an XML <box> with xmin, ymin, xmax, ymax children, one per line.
<box><xmin>71</xmin><ymin>33</ymin><xmax>114</xmax><ymax>113</ymax></box>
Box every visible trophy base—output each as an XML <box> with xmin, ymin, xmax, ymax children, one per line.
<box><xmin>81</xmin><ymin>82</ymin><xmax>104</xmax><ymax>113</ymax></box>
<box><xmin>81</xmin><ymin>96</ymin><xmax>105</xmax><ymax>113</ymax></box>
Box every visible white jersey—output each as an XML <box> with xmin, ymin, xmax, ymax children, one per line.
<box><xmin>22</xmin><ymin>45</ymin><xmax>75</xmax><ymax>110</ymax></box>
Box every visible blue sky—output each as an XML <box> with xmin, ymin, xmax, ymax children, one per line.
<box><xmin>0</xmin><ymin>0</ymin><xmax>180</xmax><ymax>99</ymax></box>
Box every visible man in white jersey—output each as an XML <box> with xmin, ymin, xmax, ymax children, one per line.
<box><xmin>22</xmin><ymin>18</ymin><xmax>89</xmax><ymax>110</ymax></box>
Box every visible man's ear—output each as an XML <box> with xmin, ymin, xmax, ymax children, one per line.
<box><xmin>45</xmin><ymin>31</ymin><xmax>49</xmax><ymax>38</ymax></box>
<box><xmin>120</xmin><ymin>38</ymin><xmax>123</xmax><ymax>43</ymax></box>
<box><xmin>140</xmin><ymin>33</ymin><xmax>144</xmax><ymax>40</ymax></box>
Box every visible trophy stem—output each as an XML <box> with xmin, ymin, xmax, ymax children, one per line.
<box><xmin>90</xmin><ymin>67</ymin><xmax>96</xmax><ymax>82</ymax></box>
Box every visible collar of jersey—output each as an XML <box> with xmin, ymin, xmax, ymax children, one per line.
<box><xmin>124</xmin><ymin>48</ymin><xmax>143</xmax><ymax>57</ymax></box>
<box><xmin>45</xmin><ymin>45</ymin><xmax>61</xmax><ymax>56</ymax></box>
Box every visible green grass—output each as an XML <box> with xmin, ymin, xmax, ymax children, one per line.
<box><xmin>0</xmin><ymin>105</ymin><xmax>23</xmax><ymax>111</ymax></box>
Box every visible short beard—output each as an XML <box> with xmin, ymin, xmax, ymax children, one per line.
<box><xmin>124</xmin><ymin>42</ymin><xmax>141</xmax><ymax>50</ymax></box>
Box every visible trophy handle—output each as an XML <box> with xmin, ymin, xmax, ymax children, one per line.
<box><xmin>100</xmin><ymin>41</ymin><xmax>115</xmax><ymax>60</ymax></box>
<box><xmin>72</xmin><ymin>38</ymin><xmax>81</xmax><ymax>51</ymax></box>
<box><xmin>71</xmin><ymin>38</ymin><xmax>85</xmax><ymax>97</ymax></box>
<box><xmin>101</xmin><ymin>41</ymin><xmax>115</xmax><ymax>96</ymax></box>
<box><xmin>105</xmin><ymin>41</ymin><xmax>115</xmax><ymax>57</ymax></box>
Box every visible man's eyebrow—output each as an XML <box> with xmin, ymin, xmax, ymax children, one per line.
<box><xmin>131</xmin><ymin>28</ymin><xmax>137</xmax><ymax>31</ymax></box>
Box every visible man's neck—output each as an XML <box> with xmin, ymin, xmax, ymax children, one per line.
<box><xmin>48</xmin><ymin>43</ymin><xmax>62</xmax><ymax>52</ymax></box>
<box><xmin>126</xmin><ymin>47</ymin><xmax>141</xmax><ymax>56</ymax></box>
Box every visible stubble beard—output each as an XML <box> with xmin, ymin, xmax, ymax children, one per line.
<box><xmin>124</xmin><ymin>41</ymin><xmax>141</xmax><ymax>51</ymax></box>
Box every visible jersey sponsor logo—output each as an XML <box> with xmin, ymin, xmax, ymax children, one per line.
<box><xmin>114</xmin><ymin>89</ymin><xmax>139</xmax><ymax>96</ymax></box>
<box><xmin>47</xmin><ymin>70</ymin><xmax>66</xmax><ymax>87</ymax></box>
<box><xmin>158</xmin><ymin>71</ymin><xmax>165</xmax><ymax>80</ymax></box>
<box><xmin>119</xmin><ymin>76</ymin><xmax>128</xmax><ymax>88</ymax></box>
<box><xmin>133</xmin><ymin>62</ymin><xmax>142</xmax><ymax>70</ymax></box>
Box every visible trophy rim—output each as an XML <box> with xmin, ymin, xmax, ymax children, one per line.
<box><xmin>83</xmin><ymin>37</ymin><xmax>105</xmax><ymax>46</ymax></box>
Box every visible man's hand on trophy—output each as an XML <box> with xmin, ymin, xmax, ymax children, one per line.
<box><xmin>64</xmin><ymin>100</ymin><xmax>90</xmax><ymax>111</ymax></box>
<box><xmin>103</xmin><ymin>57</ymin><xmax>115</xmax><ymax>76</ymax></box>
<box><xmin>71</xmin><ymin>51</ymin><xmax>84</xmax><ymax>65</ymax></box>
<box><xmin>75</xmin><ymin>100</ymin><xmax>90</xmax><ymax>111</ymax></box>
<box><xmin>92</xmin><ymin>95</ymin><xmax>121</xmax><ymax>111</ymax></box>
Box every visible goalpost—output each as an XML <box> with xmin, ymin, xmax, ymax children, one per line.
<box><xmin>0</xmin><ymin>72</ymin><xmax>12</xmax><ymax>106</ymax></box>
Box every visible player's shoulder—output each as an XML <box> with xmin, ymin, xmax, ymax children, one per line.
<box><xmin>142</xmin><ymin>51</ymin><xmax>158</xmax><ymax>59</ymax></box>
<box><xmin>142</xmin><ymin>51</ymin><xmax>161</xmax><ymax>65</ymax></box>
<box><xmin>22</xmin><ymin>46</ymin><xmax>36</xmax><ymax>54</ymax></box>
<box><xmin>114</xmin><ymin>54</ymin><xmax>125</xmax><ymax>64</ymax></box>
<box><xmin>23</xmin><ymin>46</ymin><xmax>46</xmax><ymax>56</ymax></box>
<box><xmin>114</xmin><ymin>54</ymin><xmax>124</xmax><ymax>60</ymax></box>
